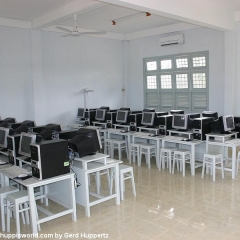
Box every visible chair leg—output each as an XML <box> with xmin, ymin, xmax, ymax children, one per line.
<box><xmin>147</xmin><ymin>149</ymin><xmax>151</xmax><ymax>169</ymax></box>
<box><xmin>120</xmin><ymin>172</ymin><xmax>124</xmax><ymax>200</ymax></box>
<box><xmin>130</xmin><ymin>169</ymin><xmax>136</xmax><ymax>196</ymax></box>
<box><xmin>15</xmin><ymin>204</ymin><xmax>21</xmax><ymax>239</ymax></box>
<box><xmin>212</xmin><ymin>157</ymin><xmax>216</xmax><ymax>181</ymax></box>
<box><xmin>221</xmin><ymin>156</ymin><xmax>224</xmax><ymax>179</ymax></box>
<box><xmin>172</xmin><ymin>154</ymin><xmax>176</xmax><ymax>174</ymax></box>
<box><xmin>202</xmin><ymin>158</ymin><xmax>206</xmax><ymax>178</ymax></box>
<box><xmin>139</xmin><ymin>149</ymin><xmax>142</xmax><ymax>166</ymax></box>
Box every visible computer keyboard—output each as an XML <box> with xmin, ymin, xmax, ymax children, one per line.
<box><xmin>2</xmin><ymin>166</ymin><xmax>31</xmax><ymax>178</ymax></box>
<box><xmin>225</xmin><ymin>139</ymin><xmax>240</xmax><ymax>144</ymax></box>
<box><xmin>164</xmin><ymin>136</ymin><xmax>184</xmax><ymax>141</ymax></box>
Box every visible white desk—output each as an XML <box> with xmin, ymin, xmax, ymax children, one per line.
<box><xmin>162</xmin><ymin>137</ymin><xmax>204</xmax><ymax>176</ymax></box>
<box><xmin>73</xmin><ymin>153</ymin><xmax>121</xmax><ymax>217</ymax></box>
<box><xmin>0</xmin><ymin>166</ymin><xmax>76</xmax><ymax>234</ymax></box>
<box><xmin>168</xmin><ymin>130</ymin><xmax>194</xmax><ymax>139</ymax></box>
<box><xmin>205</xmin><ymin>135</ymin><xmax>240</xmax><ymax>179</ymax></box>
<box><xmin>107</xmin><ymin>129</ymin><xmax>132</xmax><ymax>160</ymax></box>
<box><xmin>132</xmin><ymin>132</ymin><xmax>164</xmax><ymax>167</ymax></box>
<box><xmin>205</xmin><ymin>132</ymin><xmax>238</xmax><ymax>143</ymax></box>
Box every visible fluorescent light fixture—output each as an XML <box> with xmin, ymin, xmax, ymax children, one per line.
<box><xmin>112</xmin><ymin>12</ymin><xmax>151</xmax><ymax>25</ymax></box>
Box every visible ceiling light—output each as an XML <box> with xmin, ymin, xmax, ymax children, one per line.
<box><xmin>112</xmin><ymin>12</ymin><xmax>151</xmax><ymax>25</ymax></box>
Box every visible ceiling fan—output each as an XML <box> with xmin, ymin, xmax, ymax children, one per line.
<box><xmin>56</xmin><ymin>14</ymin><xmax>106</xmax><ymax>37</ymax></box>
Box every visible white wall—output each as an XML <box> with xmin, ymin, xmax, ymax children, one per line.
<box><xmin>0</xmin><ymin>26</ymin><xmax>34</xmax><ymax>122</ymax></box>
<box><xmin>126</xmin><ymin>27</ymin><xmax>225</xmax><ymax>114</ymax></box>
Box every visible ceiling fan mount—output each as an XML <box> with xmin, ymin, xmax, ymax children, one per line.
<box><xmin>56</xmin><ymin>14</ymin><xmax>106</xmax><ymax>37</ymax></box>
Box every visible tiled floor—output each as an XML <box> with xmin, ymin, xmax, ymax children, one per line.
<box><xmin>4</xmin><ymin>156</ymin><xmax>240</xmax><ymax>240</ymax></box>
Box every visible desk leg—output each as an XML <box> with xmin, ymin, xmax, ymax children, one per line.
<box><xmin>156</xmin><ymin>140</ymin><xmax>160</xmax><ymax>168</ymax></box>
<box><xmin>104</xmin><ymin>132</ymin><xmax>107</xmax><ymax>154</ymax></box>
<box><xmin>191</xmin><ymin>145</ymin><xmax>195</xmax><ymax>176</ymax></box>
<box><xmin>28</xmin><ymin>186</ymin><xmax>38</xmax><ymax>234</ymax></box>
<box><xmin>115</xmin><ymin>164</ymin><xmax>120</xmax><ymax>205</ymax></box>
<box><xmin>84</xmin><ymin>172</ymin><xmax>91</xmax><ymax>217</ymax></box>
<box><xmin>70</xmin><ymin>176</ymin><xmax>77</xmax><ymax>221</ymax></box>
<box><xmin>232</xmin><ymin>146</ymin><xmax>236</xmax><ymax>179</ymax></box>
<box><xmin>128</xmin><ymin>135</ymin><xmax>131</xmax><ymax>161</ymax></box>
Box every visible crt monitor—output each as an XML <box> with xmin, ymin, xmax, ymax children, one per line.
<box><xmin>19</xmin><ymin>133</ymin><xmax>37</xmax><ymax>157</ymax></box>
<box><xmin>14</xmin><ymin>120</ymin><xmax>35</xmax><ymax>134</ymax></box>
<box><xmin>77</xmin><ymin>108</ymin><xmax>85</xmax><ymax>119</ymax></box>
<box><xmin>69</xmin><ymin>128</ymin><xmax>102</xmax><ymax>158</ymax></box>
<box><xmin>0</xmin><ymin>127</ymin><xmax>10</xmax><ymax>148</ymax></box>
<box><xmin>0</xmin><ymin>118</ymin><xmax>16</xmax><ymax>128</ymax></box>
<box><xmin>116</xmin><ymin>110</ymin><xmax>129</xmax><ymax>123</ymax></box>
<box><xmin>202</xmin><ymin>111</ymin><xmax>218</xmax><ymax>120</ymax></box>
<box><xmin>141</xmin><ymin>112</ymin><xmax>155</xmax><ymax>126</ymax></box>
<box><xmin>39</xmin><ymin>124</ymin><xmax>61</xmax><ymax>140</ymax></box>
<box><xmin>172</xmin><ymin>114</ymin><xmax>188</xmax><ymax>130</ymax></box>
<box><xmin>170</xmin><ymin>110</ymin><xmax>184</xmax><ymax>115</ymax></box>
<box><xmin>222</xmin><ymin>115</ymin><xmax>235</xmax><ymax>132</ymax></box>
<box><xmin>95</xmin><ymin>109</ymin><xmax>106</xmax><ymax>121</ymax></box>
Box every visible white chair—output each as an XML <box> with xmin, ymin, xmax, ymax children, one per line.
<box><xmin>139</xmin><ymin>143</ymin><xmax>156</xmax><ymax>169</ymax></box>
<box><xmin>172</xmin><ymin>149</ymin><xmax>191</xmax><ymax>177</ymax></box>
<box><xmin>129</xmin><ymin>143</ymin><xmax>140</xmax><ymax>164</ymax></box>
<box><xmin>202</xmin><ymin>153</ymin><xmax>224</xmax><ymax>181</ymax></box>
<box><xmin>159</xmin><ymin>147</ymin><xmax>178</xmax><ymax>173</ymax></box>
<box><xmin>104</xmin><ymin>139</ymin><xmax>112</xmax><ymax>155</ymax></box>
<box><xmin>6</xmin><ymin>190</ymin><xmax>41</xmax><ymax>239</ymax></box>
<box><xmin>111</xmin><ymin>139</ymin><xmax>128</xmax><ymax>161</ymax></box>
<box><xmin>236</xmin><ymin>151</ymin><xmax>240</xmax><ymax>176</ymax></box>
<box><xmin>0</xmin><ymin>186</ymin><xmax>19</xmax><ymax>231</ymax></box>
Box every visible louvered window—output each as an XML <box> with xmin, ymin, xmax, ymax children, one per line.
<box><xmin>144</xmin><ymin>51</ymin><xmax>208</xmax><ymax>112</ymax></box>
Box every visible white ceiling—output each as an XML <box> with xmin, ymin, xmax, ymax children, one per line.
<box><xmin>0</xmin><ymin>0</ymin><xmax>239</xmax><ymax>39</ymax></box>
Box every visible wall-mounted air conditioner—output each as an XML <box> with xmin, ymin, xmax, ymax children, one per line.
<box><xmin>159</xmin><ymin>34</ymin><xmax>184</xmax><ymax>46</ymax></box>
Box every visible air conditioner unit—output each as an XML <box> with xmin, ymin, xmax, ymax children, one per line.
<box><xmin>159</xmin><ymin>34</ymin><xmax>184</xmax><ymax>46</ymax></box>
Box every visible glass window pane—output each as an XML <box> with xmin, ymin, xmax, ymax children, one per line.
<box><xmin>160</xmin><ymin>59</ymin><xmax>172</xmax><ymax>69</ymax></box>
<box><xmin>193</xmin><ymin>73</ymin><xmax>206</xmax><ymax>88</ymax></box>
<box><xmin>161</xmin><ymin>75</ymin><xmax>172</xmax><ymax>89</ymax></box>
<box><xmin>176</xmin><ymin>58</ymin><xmax>188</xmax><ymax>68</ymax></box>
<box><xmin>147</xmin><ymin>76</ymin><xmax>157</xmax><ymax>89</ymax></box>
<box><xmin>146</xmin><ymin>61</ymin><xmax>157</xmax><ymax>71</ymax></box>
<box><xmin>176</xmin><ymin>74</ymin><xmax>188</xmax><ymax>89</ymax></box>
<box><xmin>193</xmin><ymin>56</ymin><xmax>206</xmax><ymax>67</ymax></box>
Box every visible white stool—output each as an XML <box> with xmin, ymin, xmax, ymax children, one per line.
<box><xmin>202</xmin><ymin>153</ymin><xmax>224</xmax><ymax>181</ymax></box>
<box><xmin>6</xmin><ymin>190</ymin><xmax>40</xmax><ymax>238</ymax></box>
<box><xmin>139</xmin><ymin>144</ymin><xmax>156</xmax><ymax>169</ymax></box>
<box><xmin>159</xmin><ymin>147</ymin><xmax>178</xmax><ymax>173</ymax></box>
<box><xmin>0</xmin><ymin>186</ymin><xmax>19</xmax><ymax>231</ymax></box>
<box><xmin>111</xmin><ymin>139</ymin><xmax>128</xmax><ymax>161</ymax></box>
<box><xmin>172</xmin><ymin>149</ymin><xmax>191</xmax><ymax>176</ymax></box>
<box><xmin>119</xmin><ymin>165</ymin><xmax>136</xmax><ymax>200</ymax></box>
<box><xmin>129</xmin><ymin>143</ymin><xmax>140</xmax><ymax>164</ymax></box>
<box><xmin>104</xmin><ymin>139</ymin><xmax>112</xmax><ymax>155</ymax></box>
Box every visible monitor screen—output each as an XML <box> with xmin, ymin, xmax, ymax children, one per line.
<box><xmin>0</xmin><ymin>127</ymin><xmax>9</xmax><ymax>148</ymax></box>
<box><xmin>77</xmin><ymin>108</ymin><xmax>85</xmax><ymax>118</ymax></box>
<box><xmin>116</xmin><ymin>110</ymin><xmax>128</xmax><ymax>123</ymax></box>
<box><xmin>223</xmin><ymin>115</ymin><xmax>235</xmax><ymax>132</ymax></box>
<box><xmin>69</xmin><ymin>128</ymin><xmax>102</xmax><ymax>157</ymax></box>
<box><xmin>141</xmin><ymin>112</ymin><xmax>155</xmax><ymax>126</ymax></box>
<box><xmin>170</xmin><ymin>110</ymin><xmax>184</xmax><ymax>115</ymax></box>
<box><xmin>172</xmin><ymin>114</ymin><xmax>188</xmax><ymax>130</ymax></box>
<box><xmin>202</xmin><ymin>111</ymin><xmax>218</xmax><ymax>120</ymax></box>
<box><xmin>95</xmin><ymin>109</ymin><xmax>106</xmax><ymax>121</ymax></box>
<box><xmin>19</xmin><ymin>133</ymin><xmax>36</xmax><ymax>157</ymax></box>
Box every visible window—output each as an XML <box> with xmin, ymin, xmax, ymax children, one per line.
<box><xmin>144</xmin><ymin>51</ymin><xmax>208</xmax><ymax>112</ymax></box>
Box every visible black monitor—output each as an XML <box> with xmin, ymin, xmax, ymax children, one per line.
<box><xmin>39</xmin><ymin>124</ymin><xmax>61</xmax><ymax>140</ymax></box>
<box><xmin>172</xmin><ymin>114</ymin><xmax>188</xmax><ymax>130</ymax></box>
<box><xmin>77</xmin><ymin>108</ymin><xmax>85</xmax><ymax>119</ymax></box>
<box><xmin>0</xmin><ymin>118</ymin><xmax>16</xmax><ymax>128</ymax></box>
<box><xmin>69</xmin><ymin>128</ymin><xmax>102</xmax><ymax>158</ymax></box>
<box><xmin>143</xmin><ymin>108</ymin><xmax>155</xmax><ymax>112</ymax></box>
<box><xmin>141</xmin><ymin>112</ymin><xmax>155</xmax><ymax>126</ymax></box>
<box><xmin>14</xmin><ymin>120</ymin><xmax>35</xmax><ymax>134</ymax></box>
<box><xmin>222</xmin><ymin>115</ymin><xmax>235</xmax><ymax>132</ymax></box>
<box><xmin>19</xmin><ymin>133</ymin><xmax>37</xmax><ymax>157</ymax></box>
<box><xmin>116</xmin><ymin>110</ymin><xmax>129</xmax><ymax>123</ymax></box>
<box><xmin>95</xmin><ymin>109</ymin><xmax>107</xmax><ymax>121</ymax></box>
<box><xmin>0</xmin><ymin>127</ymin><xmax>10</xmax><ymax>148</ymax></box>
<box><xmin>170</xmin><ymin>110</ymin><xmax>184</xmax><ymax>115</ymax></box>
<box><xmin>202</xmin><ymin>111</ymin><xmax>218</xmax><ymax>120</ymax></box>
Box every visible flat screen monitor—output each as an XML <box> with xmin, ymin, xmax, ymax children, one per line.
<box><xmin>223</xmin><ymin>115</ymin><xmax>235</xmax><ymax>132</ymax></box>
<box><xmin>141</xmin><ymin>112</ymin><xmax>155</xmax><ymax>126</ymax></box>
<box><xmin>202</xmin><ymin>111</ymin><xmax>218</xmax><ymax>120</ymax></box>
<box><xmin>95</xmin><ymin>109</ymin><xmax>106</xmax><ymax>121</ymax></box>
<box><xmin>116</xmin><ymin>110</ymin><xmax>128</xmax><ymax>123</ymax></box>
<box><xmin>170</xmin><ymin>110</ymin><xmax>184</xmax><ymax>115</ymax></box>
<box><xmin>0</xmin><ymin>127</ymin><xmax>10</xmax><ymax>148</ymax></box>
<box><xmin>172</xmin><ymin>114</ymin><xmax>188</xmax><ymax>130</ymax></box>
<box><xmin>69</xmin><ymin>128</ymin><xmax>102</xmax><ymax>158</ymax></box>
<box><xmin>19</xmin><ymin>133</ymin><xmax>36</xmax><ymax>157</ymax></box>
<box><xmin>77</xmin><ymin>108</ymin><xmax>85</xmax><ymax>118</ymax></box>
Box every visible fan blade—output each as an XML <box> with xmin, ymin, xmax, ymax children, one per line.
<box><xmin>56</xmin><ymin>26</ymin><xmax>72</xmax><ymax>33</ymax></box>
<box><xmin>60</xmin><ymin>34</ymin><xmax>72</xmax><ymax>37</ymax></box>
<box><xmin>80</xmin><ymin>31</ymin><xmax>107</xmax><ymax>35</ymax></box>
